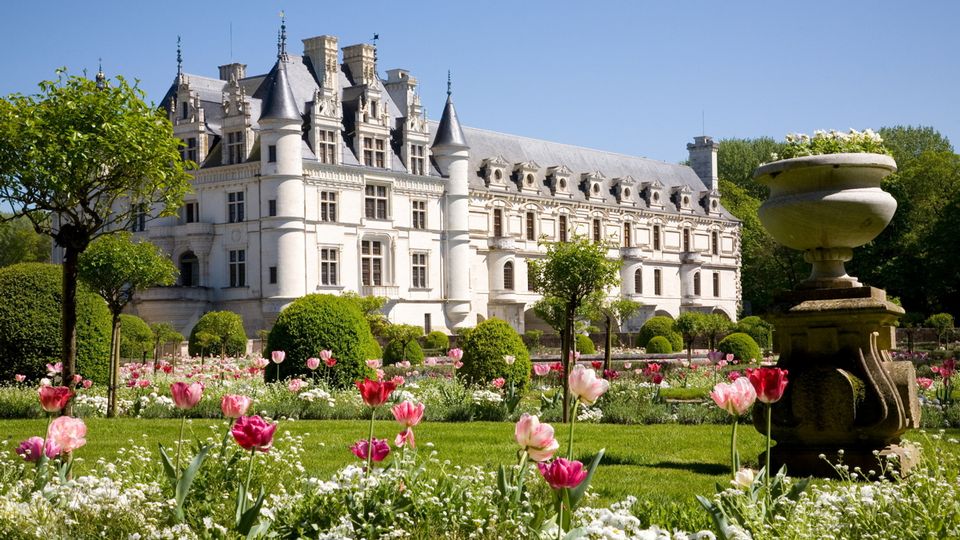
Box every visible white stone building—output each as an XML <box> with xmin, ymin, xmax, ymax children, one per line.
<box><xmin>132</xmin><ymin>25</ymin><xmax>741</xmax><ymax>337</ymax></box>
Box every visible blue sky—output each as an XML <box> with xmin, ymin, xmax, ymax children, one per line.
<box><xmin>1</xmin><ymin>1</ymin><xmax>957</xmax><ymax>164</ymax></box>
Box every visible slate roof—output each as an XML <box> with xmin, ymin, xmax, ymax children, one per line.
<box><xmin>432</xmin><ymin>95</ymin><xmax>468</xmax><ymax>149</ymax></box>
<box><xmin>259</xmin><ymin>61</ymin><xmax>301</xmax><ymax>121</ymax></box>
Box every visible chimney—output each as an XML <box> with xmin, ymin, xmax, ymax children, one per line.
<box><xmin>687</xmin><ymin>135</ymin><xmax>719</xmax><ymax>192</ymax></box>
<box><xmin>218</xmin><ymin>63</ymin><xmax>246</xmax><ymax>82</ymax></box>
<box><xmin>302</xmin><ymin>35</ymin><xmax>339</xmax><ymax>91</ymax></box>
<box><xmin>341</xmin><ymin>43</ymin><xmax>377</xmax><ymax>86</ymax></box>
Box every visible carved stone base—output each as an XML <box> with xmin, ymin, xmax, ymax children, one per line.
<box><xmin>760</xmin><ymin>442</ymin><xmax>919</xmax><ymax>479</ymax></box>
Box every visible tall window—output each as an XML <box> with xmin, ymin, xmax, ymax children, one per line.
<box><xmin>320</xmin><ymin>248</ymin><xmax>338</xmax><ymax>286</ymax></box>
<box><xmin>713</xmin><ymin>272</ymin><xmax>720</xmax><ymax>297</ymax></box>
<box><xmin>424</xmin><ymin>314</ymin><xmax>432</xmax><ymax>334</ymax></box>
<box><xmin>634</xmin><ymin>268</ymin><xmax>642</xmax><ymax>294</ymax></box>
<box><xmin>131</xmin><ymin>203</ymin><xmax>147</xmax><ymax>232</ymax></box>
<box><xmin>227</xmin><ymin>191</ymin><xmax>245</xmax><ymax>223</ymax></box>
<box><xmin>317</xmin><ymin>129</ymin><xmax>336</xmax><ymax>164</ymax></box>
<box><xmin>559</xmin><ymin>215</ymin><xmax>568</xmax><ymax>242</ymax></box>
<box><xmin>320</xmin><ymin>191</ymin><xmax>337</xmax><ymax>222</ymax></box>
<box><xmin>267</xmin><ymin>145</ymin><xmax>277</xmax><ymax>163</ymax></box>
<box><xmin>181</xmin><ymin>102</ymin><xmax>188</xmax><ymax>120</ymax></box>
<box><xmin>363</xmin><ymin>137</ymin><xmax>386</xmax><ymax>168</ymax></box>
<box><xmin>179</xmin><ymin>252</ymin><xmax>198</xmax><ymax>286</ymax></box>
<box><xmin>412</xmin><ymin>200</ymin><xmax>427</xmax><ymax>230</ymax></box>
<box><xmin>592</xmin><ymin>218</ymin><xmax>601</xmax><ymax>243</ymax></box>
<box><xmin>226</xmin><ymin>131</ymin><xmax>245</xmax><ymax>164</ymax></box>
<box><xmin>229</xmin><ymin>249</ymin><xmax>246</xmax><ymax>287</ymax></box>
<box><xmin>182</xmin><ymin>201</ymin><xmax>199</xmax><ymax>223</ymax></box>
<box><xmin>364</xmin><ymin>185</ymin><xmax>388</xmax><ymax>220</ymax></box>
<box><xmin>693</xmin><ymin>271</ymin><xmax>701</xmax><ymax>296</ymax></box>
<box><xmin>503</xmin><ymin>261</ymin><xmax>514</xmax><ymax>290</ymax></box>
<box><xmin>653</xmin><ymin>224</ymin><xmax>661</xmax><ymax>251</ymax></box>
<box><xmin>183</xmin><ymin>137</ymin><xmax>198</xmax><ymax>163</ymax></box>
<box><xmin>411</xmin><ymin>253</ymin><xmax>427</xmax><ymax>288</ymax></box>
<box><xmin>361</xmin><ymin>240</ymin><xmax>384</xmax><ymax>286</ymax></box>
<box><xmin>268</xmin><ymin>199</ymin><xmax>277</xmax><ymax>217</ymax></box>
<box><xmin>268</xmin><ymin>266</ymin><xmax>277</xmax><ymax>284</ymax></box>
<box><xmin>493</xmin><ymin>208</ymin><xmax>503</xmax><ymax>237</ymax></box>
<box><xmin>623</xmin><ymin>223</ymin><xmax>632</xmax><ymax>247</ymax></box>
<box><xmin>525</xmin><ymin>212</ymin><xmax>536</xmax><ymax>241</ymax></box>
<box><xmin>410</xmin><ymin>144</ymin><xmax>425</xmax><ymax>175</ymax></box>
<box><xmin>683</xmin><ymin>228</ymin><xmax>691</xmax><ymax>252</ymax></box>
<box><xmin>654</xmin><ymin>269</ymin><xmax>662</xmax><ymax>296</ymax></box>
<box><xmin>712</xmin><ymin>231</ymin><xmax>719</xmax><ymax>255</ymax></box>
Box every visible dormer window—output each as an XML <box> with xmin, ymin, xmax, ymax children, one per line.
<box><xmin>410</xmin><ymin>144</ymin><xmax>426</xmax><ymax>175</ymax></box>
<box><xmin>482</xmin><ymin>156</ymin><xmax>510</xmax><ymax>188</ymax></box>
<box><xmin>525</xmin><ymin>174</ymin><xmax>535</xmax><ymax>187</ymax></box>
<box><xmin>317</xmin><ymin>129</ymin><xmax>337</xmax><ymax>164</ymax></box>
<box><xmin>181</xmin><ymin>102</ymin><xmax>188</xmax><ymax>120</ymax></box>
<box><xmin>513</xmin><ymin>161</ymin><xmax>540</xmax><ymax>193</ymax></box>
<box><xmin>546</xmin><ymin>165</ymin><xmax>573</xmax><ymax>197</ymax></box>
<box><xmin>581</xmin><ymin>171</ymin><xmax>605</xmax><ymax>201</ymax></box>
<box><xmin>369</xmin><ymin>99</ymin><xmax>378</xmax><ymax>119</ymax></box>
<box><xmin>495</xmin><ymin>170</ymin><xmax>503</xmax><ymax>181</ymax></box>
<box><xmin>225</xmin><ymin>131</ymin><xmax>245</xmax><ymax>164</ymax></box>
<box><xmin>363</xmin><ymin>137</ymin><xmax>386</xmax><ymax>168</ymax></box>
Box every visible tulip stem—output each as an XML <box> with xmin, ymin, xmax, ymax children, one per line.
<box><xmin>765</xmin><ymin>404</ymin><xmax>772</xmax><ymax>496</ymax></box>
<box><xmin>567</xmin><ymin>400</ymin><xmax>579</xmax><ymax>461</ymax></box>
<box><xmin>367</xmin><ymin>407</ymin><xmax>376</xmax><ymax>473</ymax></box>
<box><xmin>514</xmin><ymin>451</ymin><xmax>529</xmax><ymax>506</ymax></box>
<box><xmin>730</xmin><ymin>418</ymin><xmax>738</xmax><ymax>478</ymax></box>
<box><xmin>175</xmin><ymin>414</ymin><xmax>186</xmax><ymax>478</ymax></box>
<box><xmin>243</xmin><ymin>447</ymin><xmax>255</xmax><ymax>513</ymax></box>
<box><xmin>556</xmin><ymin>496</ymin><xmax>564</xmax><ymax>540</ymax></box>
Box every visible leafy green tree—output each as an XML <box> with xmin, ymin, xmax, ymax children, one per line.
<box><xmin>151</xmin><ymin>322</ymin><xmax>184</xmax><ymax>364</ymax></box>
<box><xmin>674</xmin><ymin>312</ymin><xmax>706</xmax><ymax>362</ymax></box>
<box><xmin>925</xmin><ymin>313</ymin><xmax>955</xmax><ymax>347</ymax></box>
<box><xmin>340</xmin><ymin>291</ymin><xmax>389</xmax><ymax>337</ymax></box>
<box><xmin>119</xmin><ymin>314</ymin><xmax>153</xmax><ymax>360</ymax></box>
<box><xmin>0</xmin><ymin>71</ymin><xmax>191</xmax><ymax>394</ymax></box>
<box><xmin>584</xmin><ymin>297</ymin><xmax>642</xmax><ymax>373</ymax></box>
<box><xmin>194</xmin><ymin>332</ymin><xmax>220</xmax><ymax>364</ymax></box>
<box><xmin>528</xmin><ymin>237</ymin><xmax>621</xmax><ymax>422</ymax></box>
<box><xmin>716</xmin><ymin>137</ymin><xmax>783</xmax><ymax>199</ymax></box>
<box><xmin>188</xmin><ymin>311</ymin><xmax>247</xmax><ymax>361</ymax></box>
<box><xmin>0</xmin><ymin>213</ymin><xmax>50</xmax><ymax>267</ymax></box>
<box><xmin>79</xmin><ymin>232</ymin><xmax>177</xmax><ymax>416</ymax></box>
<box><xmin>701</xmin><ymin>313</ymin><xmax>734</xmax><ymax>351</ymax></box>
<box><xmin>383</xmin><ymin>324</ymin><xmax>423</xmax><ymax>364</ymax></box>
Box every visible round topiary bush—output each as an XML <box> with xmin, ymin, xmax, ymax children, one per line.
<box><xmin>266</xmin><ymin>294</ymin><xmax>375</xmax><ymax>387</ymax></box>
<box><xmin>119</xmin><ymin>314</ymin><xmax>154</xmax><ymax>360</ymax></box>
<box><xmin>364</xmin><ymin>336</ymin><xmax>383</xmax><ymax>361</ymax></box>
<box><xmin>188</xmin><ymin>311</ymin><xmax>247</xmax><ymax>358</ymax></box>
<box><xmin>734</xmin><ymin>316</ymin><xmax>773</xmax><ymax>351</ymax></box>
<box><xmin>383</xmin><ymin>339</ymin><xmax>425</xmax><ymax>365</ymax></box>
<box><xmin>576</xmin><ymin>334</ymin><xmax>596</xmax><ymax>354</ymax></box>
<box><xmin>0</xmin><ymin>263</ymin><xmax>111</xmax><ymax>384</ymax></box>
<box><xmin>638</xmin><ymin>316</ymin><xmax>683</xmax><ymax>352</ymax></box>
<box><xmin>718</xmin><ymin>332</ymin><xmax>762</xmax><ymax>362</ymax></box>
<box><xmin>423</xmin><ymin>330</ymin><xmax>450</xmax><ymax>352</ymax></box>
<box><xmin>645</xmin><ymin>335</ymin><xmax>673</xmax><ymax>354</ymax></box>
<box><xmin>459</xmin><ymin>318</ymin><xmax>532</xmax><ymax>390</ymax></box>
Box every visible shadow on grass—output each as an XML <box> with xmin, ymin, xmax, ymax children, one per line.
<box><xmin>646</xmin><ymin>461</ymin><xmax>728</xmax><ymax>475</ymax></box>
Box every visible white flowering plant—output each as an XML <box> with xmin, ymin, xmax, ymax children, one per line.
<box><xmin>771</xmin><ymin>129</ymin><xmax>890</xmax><ymax>161</ymax></box>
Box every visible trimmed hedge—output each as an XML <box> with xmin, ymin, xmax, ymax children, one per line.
<box><xmin>646</xmin><ymin>335</ymin><xmax>673</xmax><ymax>354</ymax></box>
<box><xmin>734</xmin><ymin>316</ymin><xmax>773</xmax><ymax>350</ymax></box>
<box><xmin>187</xmin><ymin>311</ymin><xmax>247</xmax><ymax>358</ymax></box>
<box><xmin>459</xmin><ymin>318</ymin><xmax>532</xmax><ymax>390</ymax></box>
<box><xmin>383</xmin><ymin>339</ymin><xmax>425</xmax><ymax>365</ymax></box>
<box><xmin>638</xmin><ymin>316</ymin><xmax>683</xmax><ymax>352</ymax></box>
<box><xmin>718</xmin><ymin>332</ymin><xmax>762</xmax><ymax>362</ymax></box>
<box><xmin>0</xmin><ymin>263</ymin><xmax>111</xmax><ymax>384</ymax></box>
<box><xmin>423</xmin><ymin>331</ymin><xmax>450</xmax><ymax>351</ymax></box>
<box><xmin>576</xmin><ymin>334</ymin><xmax>596</xmax><ymax>354</ymax></box>
<box><xmin>266</xmin><ymin>294</ymin><xmax>374</xmax><ymax>387</ymax></box>
<box><xmin>119</xmin><ymin>314</ymin><xmax>154</xmax><ymax>359</ymax></box>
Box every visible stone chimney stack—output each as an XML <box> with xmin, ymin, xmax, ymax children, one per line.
<box><xmin>302</xmin><ymin>35</ymin><xmax>340</xmax><ymax>91</ymax></box>
<box><xmin>687</xmin><ymin>135</ymin><xmax>719</xmax><ymax>192</ymax></box>
<box><xmin>218</xmin><ymin>63</ymin><xmax>246</xmax><ymax>82</ymax></box>
<box><xmin>341</xmin><ymin>43</ymin><xmax>377</xmax><ymax>86</ymax></box>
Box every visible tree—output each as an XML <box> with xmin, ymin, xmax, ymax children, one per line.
<box><xmin>188</xmin><ymin>311</ymin><xmax>247</xmax><ymax>361</ymax></box>
<box><xmin>194</xmin><ymin>331</ymin><xmax>220</xmax><ymax>364</ymax></box>
<box><xmin>674</xmin><ymin>312</ymin><xmax>706</xmax><ymax>362</ymax></box>
<box><xmin>716</xmin><ymin>137</ymin><xmax>783</xmax><ymax>199</ymax></box>
<box><xmin>0</xmin><ymin>71</ymin><xmax>191</xmax><ymax>400</ymax></box>
<box><xmin>585</xmin><ymin>297</ymin><xmax>642</xmax><ymax>373</ymax></box>
<box><xmin>528</xmin><ymin>237</ymin><xmax>621</xmax><ymax>422</ymax></box>
<box><xmin>0</xmin><ymin>213</ymin><xmax>50</xmax><ymax>267</ymax></box>
<box><xmin>119</xmin><ymin>314</ymin><xmax>153</xmax><ymax>360</ymax></box>
<box><xmin>151</xmin><ymin>322</ymin><xmax>183</xmax><ymax>364</ymax></box>
<box><xmin>701</xmin><ymin>313</ymin><xmax>734</xmax><ymax>351</ymax></box>
<box><xmin>383</xmin><ymin>324</ymin><xmax>423</xmax><ymax>363</ymax></box>
<box><xmin>78</xmin><ymin>232</ymin><xmax>177</xmax><ymax>416</ymax></box>
<box><xmin>340</xmin><ymin>291</ymin><xmax>389</xmax><ymax>336</ymax></box>
<box><xmin>925</xmin><ymin>313</ymin><xmax>955</xmax><ymax>348</ymax></box>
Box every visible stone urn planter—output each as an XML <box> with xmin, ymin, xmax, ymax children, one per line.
<box><xmin>754</xmin><ymin>153</ymin><xmax>897</xmax><ymax>289</ymax></box>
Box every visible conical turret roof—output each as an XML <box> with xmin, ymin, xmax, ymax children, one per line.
<box><xmin>431</xmin><ymin>94</ymin><xmax>468</xmax><ymax>150</ymax></box>
<box><xmin>260</xmin><ymin>61</ymin><xmax>300</xmax><ymax>122</ymax></box>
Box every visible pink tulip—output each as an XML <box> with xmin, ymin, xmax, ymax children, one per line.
<box><xmin>395</xmin><ymin>428</ymin><xmax>415</xmax><ymax>448</ymax></box>
<box><xmin>728</xmin><ymin>371</ymin><xmax>742</xmax><ymax>381</ymax></box>
<box><xmin>569</xmin><ymin>350</ymin><xmax>581</xmax><ymax>362</ymax></box>
<box><xmin>424</xmin><ymin>357</ymin><xmax>438</xmax><ymax>366</ymax></box>
<box><xmin>492</xmin><ymin>377</ymin><xmax>506</xmax><ymax>389</ymax></box>
<box><xmin>391</xmin><ymin>375</ymin><xmax>405</xmax><ymax>387</ymax></box>
<box><xmin>320</xmin><ymin>350</ymin><xmax>336</xmax><ymax>367</ymax></box>
<box><xmin>447</xmin><ymin>348</ymin><xmax>463</xmax><ymax>361</ymax></box>
<box><xmin>917</xmin><ymin>377</ymin><xmax>934</xmax><ymax>390</ymax></box>
<box><xmin>622</xmin><ymin>362</ymin><xmax>632</xmax><ymax>370</ymax></box>
<box><xmin>221</xmin><ymin>394</ymin><xmax>253</xmax><ymax>418</ymax></box>
<box><xmin>14</xmin><ymin>374</ymin><xmax>26</xmax><ymax>383</ymax></box>
<box><xmin>232</xmin><ymin>415</ymin><xmax>277</xmax><ymax>452</ymax></box>
<box><xmin>350</xmin><ymin>438</ymin><xmax>390</xmax><ymax>462</ymax></box>
<box><xmin>287</xmin><ymin>378</ymin><xmax>306</xmax><ymax>393</ymax></box>
<box><xmin>367</xmin><ymin>359</ymin><xmax>382</xmax><ymax>369</ymax></box>
<box><xmin>453</xmin><ymin>360</ymin><xmax>463</xmax><ymax>369</ymax></box>
<box><xmin>306</xmin><ymin>357</ymin><xmax>320</xmax><ymax>370</ymax></box>
<box><xmin>514</xmin><ymin>413</ymin><xmax>559</xmax><ymax>462</ymax></box>
<box><xmin>72</xmin><ymin>374</ymin><xmax>83</xmax><ymax>385</ymax></box>
<box><xmin>46</xmin><ymin>416</ymin><xmax>86</xmax><ymax>453</ymax></box>
<box><xmin>710</xmin><ymin>378</ymin><xmax>757</xmax><ymax>416</ymax></box>
<box><xmin>81</xmin><ymin>380</ymin><xmax>92</xmax><ymax>389</ymax></box>
<box><xmin>16</xmin><ymin>436</ymin><xmax>60</xmax><ymax>462</ymax></box>
<box><xmin>391</xmin><ymin>401</ymin><xmax>425</xmax><ymax>428</ymax></box>
<box><xmin>747</xmin><ymin>367</ymin><xmax>789</xmax><ymax>404</ymax></box>
<box><xmin>137</xmin><ymin>379</ymin><xmax>151</xmax><ymax>388</ymax></box>
<box><xmin>38</xmin><ymin>386</ymin><xmax>74</xmax><ymax>413</ymax></box>
<box><xmin>538</xmin><ymin>458</ymin><xmax>588</xmax><ymax>490</ymax></box>
<box><xmin>252</xmin><ymin>357</ymin><xmax>270</xmax><ymax>369</ymax></box>
<box><xmin>170</xmin><ymin>382</ymin><xmax>203</xmax><ymax>409</ymax></box>
<box><xmin>568</xmin><ymin>364</ymin><xmax>610</xmax><ymax>405</ymax></box>
<box><xmin>725</xmin><ymin>353</ymin><xmax>735</xmax><ymax>362</ymax></box>
<box><xmin>398</xmin><ymin>360</ymin><xmax>411</xmax><ymax>368</ymax></box>
<box><xmin>271</xmin><ymin>351</ymin><xmax>285</xmax><ymax>364</ymax></box>
<box><xmin>533</xmin><ymin>363</ymin><xmax>551</xmax><ymax>377</ymax></box>
<box><xmin>46</xmin><ymin>362</ymin><xmax>62</xmax><ymax>374</ymax></box>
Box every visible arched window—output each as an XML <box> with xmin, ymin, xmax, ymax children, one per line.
<box><xmin>634</xmin><ymin>268</ymin><xmax>642</xmax><ymax>294</ymax></box>
<box><xmin>503</xmin><ymin>261</ymin><xmax>515</xmax><ymax>290</ymax></box>
<box><xmin>179</xmin><ymin>251</ymin><xmax>199</xmax><ymax>287</ymax></box>
<box><xmin>713</xmin><ymin>272</ymin><xmax>721</xmax><ymax>297</ymax></box>
<box><xmin>694</xmin><ymin>271</ymin><xmax>701</xmax><ymax>296</ymax></box>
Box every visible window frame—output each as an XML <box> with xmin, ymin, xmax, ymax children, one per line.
<box><xmin>412</xmin><ymin>200</ymin><xmax>427</xmax><ymax>230</ymax></box>
<box><xmin>320</xmin><ymin>191</ymin><xmax>338</xmax><ymax>223</ymax></box>
<box><xmin>320</xmin><ymin>247</ymin><xmax>339</xmax><ymax>286</ymax></box>
<box><xmin>713</xmin><ymin>272</ymin><xmax>720</xmax><ymax>297</ymax></box>
<box><xmin>653</xmin><ymin>224</ymin><xmax>662</xmax><ymax>251</ymax></box>
<box><xmin>411</xmin><ymin>252</ymin><xmax>428</xmax><ymax>289</ymax></box>
<box><xmin>361</xmin><ymin>239</ymin><xmax>385</xmax><ymax>286</ymax></box>
<box><xmin>493</xmin><ymin>208</ymin><xmax>504</xmax><ymax>237</ymax></box>
<box><xmin>654</xmin><ymin>268</ymin><xmax>662</xmax><ymax>296</ymax></box>
<box><xmin>317</xmin><ymin>129</ymin><xmax>336</xmax><ymax>164</ymax></box>
<box><xmin>558</xmin><ymin>214</ymin><xmax>568</xmax><ymax>242</ymax></box>
<box><xmin>634</xmin><ymin>268</ymin><xmax>642</xmax><ymax>295</ymax></box>
<box><xmin>228</xmin><ymin>249</ymin><xmax>246</xmax><ymax>287</ymax></box>
<box><xmin>227</xmin><ymin>191</ymin><xmax>245</xmax><ymax>223</ymax></box>
<box><xmin>364</xmin><ymin>184</ymin><xmax>389</xmax><ymax>220</ymax></box>
<box><xmin>503</xmin><ymin>261</ymin><xmax>515</xmax><ymax>290</ymax></box>
<box><xmin>525</xmin><ymin>211</ymin><xmax>536</xmax><ymax>241</ymax></box>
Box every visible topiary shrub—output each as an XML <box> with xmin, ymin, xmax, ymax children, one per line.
<box><xmin>645</xmin><ymin>335</ymin><xmax>673</xmax><ymax>354</ymax></box>
<box><xmin>638</xmin><ymin>316</ymin><xmax>683</xmax><ymax>352</ymax></box>
<box><xmin>718</xmin><ymin>332</ymin><xmax>762</xmax><ymax>362</ymax></box>
<box><xmin>459</xmin><ymin>318</ymin><xmax>532</xmax><ymax>390</ymax></box>
<box><xmin>266</xmin><ymin>294</ymin><xmax>375</xmax><ymax>387</ymax></box>
<box><xmin>423</xmin><ymin>331</ymin><xmax>450</xmax><ymax>352</ymax></box>
<box><xmin>364</xmin><ymin>336</ymin><xmax>383</xmax><ymax>361</ymax></box>
<box><xmin>119</xmin><ymin>314</ymin><xmax>154</xmax><ymax>360</ymax></box>
<box><xmin>734</xmin><ymin>316</ymin><xmax>773</xmax><ymax>351</ymax></box>
<box><xmin>188</xmin><ymin>311</ymin><xmax>247</xmax><ymax>358</ymax></box>
<box><xmin>523</xmin><ymin>329</ymin><xmax>543</xmax><ymax>351</ymax></box>
<box><xmin>383</xmin><ymin>339</ymin><xmax>425</xmax><ymax>365</ymax></box>
<box><xmin>0</xmin><ymin>263</ymin><xmax>111</xmax><ymax>384</ymax></box>
<box><xmin>576</xmin><ymin>334</ymin><xmax>596</xmax><ymax>354</ymax></box>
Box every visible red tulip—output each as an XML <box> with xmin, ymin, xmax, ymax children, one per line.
<box><xmin>38</xmin><ymin>386</ymin><xmax>73</xmax><ymax>413</ymax></box>
<box><xmin>591</xmin><ymin>361</ymin><xmax>603</xmax><ymax>370</ymax></box>
<box><xmin>537</xmin><ymin>458</ymin><xmax>588</xmax><ymax>490</ymax></box>
<box><xmin>356</xmin><ymin>378</ymin><xmax>397</xmax><ymax>407</ymax></box>
<box><xmin>170</xmin><ymin>382</ymin><xmax>203</xmax><ymax>409</ymax></box>
<box><xmin>350</xmin><ymin>438</ymin><xmax>390</xmax><ymax>462</ymax></box>
<box><xmin>231</xmin><ymin>415</ymin><xmax>277</xmax><ymax>452</ymax></box>
<box><xmin>746</xmin><ymin>367</ymin><xmax>789</xmax><ymax>404</ymax></box>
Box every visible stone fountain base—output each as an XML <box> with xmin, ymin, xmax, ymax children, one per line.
<box><xmin>756</xmin><ymin>286</ymin><xmax>921</xmax><ymax>478</ymax></box>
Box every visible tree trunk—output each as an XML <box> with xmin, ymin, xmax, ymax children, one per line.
<box><xmin>687</xmin><ymin>337</ymin><xmax>693</xmax><ymax>364</ymax></box>
<box><xmin>107</xmin><ymin>311</ymin><xmax>121</xmax><ymax>418</ymax></box>
<box><xmin>561</xmin><ymin>305</ymin><xmax>575</xmax><ymax>423</ymax></box>
<box><xmin>60</xmin><ymin>246</ymin><xmax>80</xmax><ymax>416</ymax></box>
<box><xmin>603</xmin><ymin>313</ymin><xmax>613</xmax><ymax>375</ymax></box>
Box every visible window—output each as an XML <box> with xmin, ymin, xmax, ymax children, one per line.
<box><xmin>361</xmin><ymin>240</ymin><xmax>384</xmax><ymax>286</ymax></box>
<box><xmin>493</xmin><ymin>208</ymin><xmax>503</xmax><ymax>237</ymax></box>
<box><xmin>229</xmin><ymin>249</ymin><xmax>246</xmax><ymax>287</ymax></box>
<box><xmin>182</xmin><ymin>201</ymin><xmax>199</xmax><ymax>223</ymax></box>
<box><xmin>179</xmin><ymin>252</ymin><xmax>199</xmax><ymax>287</ymax></box>
<box><xmin>226</xmin><ymin>131</ymin><xmax>245</xmax><ymax>164</ymax></box>
<box><xmin>713</xmin><ymin>272</ymin><xmax>720</xmax><ymax>297</ymax></box>
<box><xmin>363</xmin><ymin>137</ymin><xmax>386</xmax><ymax>168</ymax></box>
<box><xmin>623</xmin><ymin>223</ymin><xmax>632</xmax><ymax>247</ymax></box>
<box><xmin>182</xmin><ymin>137</ymin><xmax>198</xmax><ymax>163</ymax></box>
<box><xmin>268</xmin><ymin>266</ymin><xmax>277</xmax><ymax>284</ymax></box>
<box><xmin>181</xmin><ymin>102</ymin><xmax>188</xmax><ymax>120</ymax></box>
<box><xmin>320</xmin><ymin>248</ymin><xmax>338</xmax><ymax>286</ymax></box>
<box><xmin>634</xmin><ymin>268</ymin><xmax>642</xmax><ymax>294</ymax></box>
<box><xmin>317</xmin><ymin>129</ymin><xmax>336</xmax><ymax>164</ymax></box>
<box><xmin>525</xmin><ymin>212</ymin><xmax>536</xmax><ymax>241</ymax></box>
<box><xmin>227</xmin><ymin>191</ymin><xmax>245</xmax><ymax>223</ymax></box>
<box><xmin>503</xmin><ymin>261</ymin><xmax>514</xmax><ymax>290</ymax></box>
<box><xmin>268</xmin><ymin>199</ymin><xmax>276</xmax><ymax>217</ymax></box>
<box><xmin>369</xmin><ymin>99</ymin><xmax>378</xmax><ymax>119</ymax></box>
<box><xmin>694</xmin><ymin>271</ymin><xmax>701</xmax><ymax>296</ymax></box>
<box><xmin>592</xmin><ymin>218</ymin><xmax>601</xmax><ymax>243</ymax></box>
<box><xmin>411</xmin><ymin>253</ymin><xmax>427</xmax><ymax>288</ymax></box>
<box><xmin>653</xmin><ymin>225</ymin><xmax>661</xmax><ymax>251</ymax></box>
<box><xmin>131</xmin><ymin>203</ymin><xmax>147</xmax><ymax>232</ymax></box>
<box><xmin>424</xmin><ymin>314</ymin><xmax>432</xmax><ymax>334</ymax></box>
<box><xmin>412</xmin><ymin>200</ymin><xmax>427</xmax><ymax>230</ymax></box>
<box><xmin>320</xmin><ymin>191</ymin><xmax>337</xmax><ymax>222</ymax></box>
<box><xmin>683</xmin><ymin>228</ymin><xmax>691</xmax><ymax>252</ymax></box>
<box><xmin>559</xmin><ymin>215</ymin><xmax>568</xmax><ymax>242</ymax></box>
<box><xmin>364</xmin><ymin>185</ymin><xmax>388</xmax><ymax>220</ymax></box>
<box><xmin>654</xmin><ymin>269</ymin><xmax>662</xmax><ymax>296</ymax></box>
<box><xmin>267</xmin><ymin>145</ymin><xmax>277</xmax><ymax>163</ymax></box>
<box><xmin>712</xmin><ymin>231</ymin><xmax>719</xmax><ymax>255</ymax></box>
<box><xmin>410</xmin><ymin>144</ymin><xmax>425</xmax><ymax>175</ymax></box>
